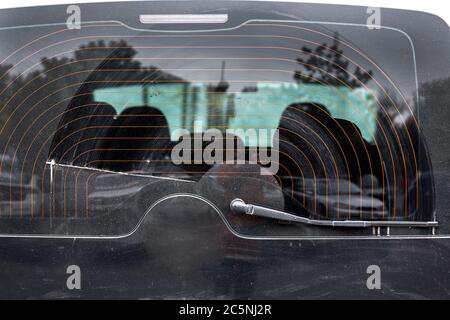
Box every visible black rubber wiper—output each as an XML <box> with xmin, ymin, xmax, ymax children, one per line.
<box><xmin>230</xmin><ymin>199</ymin><xmax>438</xmax><ymax>228</ymax></box>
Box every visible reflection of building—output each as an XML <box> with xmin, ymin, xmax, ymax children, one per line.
<box><xmin>225</xmin><ymin>93</ymin><xmax>236</xmax><ymax>128</ymax></box>
<box><xmin>207</xmin><ymin>62</ymin><xmax>230</xmax><ymax>130</ymax></box>
<box><xmin>186</xmin><ymin>86</ymin><xmax>199</xmax><ymax>130</ymax></box>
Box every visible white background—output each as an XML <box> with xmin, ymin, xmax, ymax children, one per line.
<box><xmin>0</xmin><ymin>0</ymin><xmax>448</xmax><ymax>27</ymax></box>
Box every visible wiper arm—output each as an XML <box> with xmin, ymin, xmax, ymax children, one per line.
<box><xmin>230</xmin><ymin>199</ymin><xmax>438</xmax><ymax>228</ymax></box>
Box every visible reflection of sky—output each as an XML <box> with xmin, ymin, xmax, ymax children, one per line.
<box><xmin>0</xmin><ymin>18</ymin><xmax>417</xmax><ymax>95</ymax></box>
<box><xmin>0</xmin><ymin>1</ymin><xmax>447</xmax><ymax>87</ymax></box>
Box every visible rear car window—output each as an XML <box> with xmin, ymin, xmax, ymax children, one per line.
<box><xmin>0</xmin><ymin>1</ymin><xmax>447</xmax><ymax>238</ymax></box>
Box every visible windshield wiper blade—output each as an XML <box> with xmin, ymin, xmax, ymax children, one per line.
<box><xmin>230</xmin><ymin>199</ymin><xmax>438</xmax><ymax>228</ymax></box>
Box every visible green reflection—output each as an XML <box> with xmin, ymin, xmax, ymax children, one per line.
<box><xmin>93</xmin><ymin>82</ymin><xmax>377</xmax><ymax>147</ymax></box>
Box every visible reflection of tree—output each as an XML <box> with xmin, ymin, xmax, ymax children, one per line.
<box><xmin>0</xmin><ymin>39</ymin><xmax>186</xmax><ymax>179</ymax></box>
<box><xmin>0</xmin><ymin>64</ymin><xmax>27</xmax><ymax>127</ymax></box>
<box><xmin>294</xmin><ymin>33</ymin><xmax>373</xmax><ymax>88</ymax></box>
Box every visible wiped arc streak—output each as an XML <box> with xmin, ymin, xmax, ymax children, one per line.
<box><xmin>12</xmin><ymin>80</ymin><xmax>396</xmax><ymax>222</ymax></box>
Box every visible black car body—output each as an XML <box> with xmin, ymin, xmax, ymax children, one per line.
<box><xmin>0</xmin><ymin>0</ymin><xmax>449</xmax><ymax>299</ymax></box>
